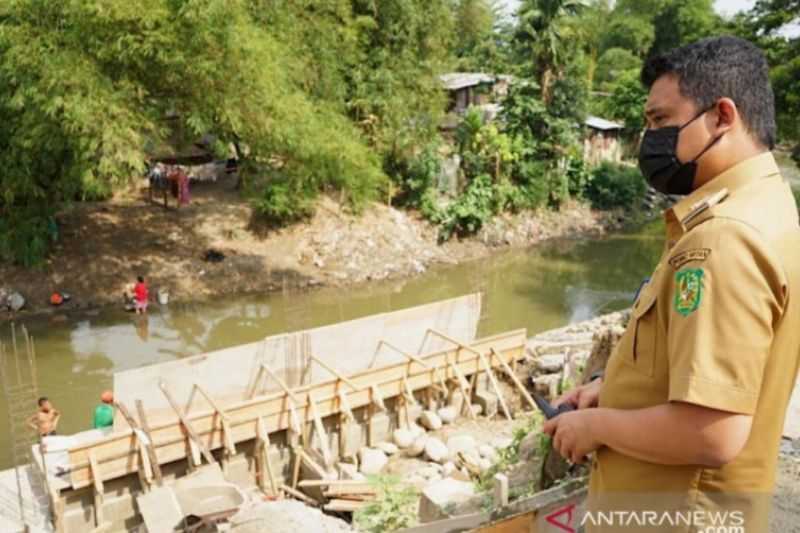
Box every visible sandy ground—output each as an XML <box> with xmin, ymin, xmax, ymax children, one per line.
<box><xmin>0</xmin><ymin>175</ymin><xmax>621</xmax><ymax>317</ymax></box>
<box><xmin>771</xmin><ymin>454</ymin><xmax>800</xmax><ymax>532</ymax></box>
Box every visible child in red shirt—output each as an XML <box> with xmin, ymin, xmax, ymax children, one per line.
<box><xmin>134</xmin><ymin>276</ymin><xmax>148</xmax><ymax>314</ymax></box>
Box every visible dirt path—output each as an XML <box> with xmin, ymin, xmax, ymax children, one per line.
<box><xmin>0</xmin><ymin>175</ymin><xmax>622</xmax><ymax>316</ymax></box>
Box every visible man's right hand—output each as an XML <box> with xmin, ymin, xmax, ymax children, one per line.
<box><xmin>553</xmin><ymin>378</ymin><xmax>603</xmax><ymax>410</ymax></box>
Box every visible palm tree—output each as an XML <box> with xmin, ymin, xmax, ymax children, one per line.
<box><xmin>513</xmin><ymin>0</ymin><xmax>585</xmax><ymax>104</ymax></box>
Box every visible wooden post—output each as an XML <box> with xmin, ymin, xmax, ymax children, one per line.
<box><xmin>192</xmin><ymin>384</ymin><xmax>236</xmax><ymax>457</ymax></box>
<box><xmin>135</xmin><ymin>400</ymin><xmax>163</xmax><ymax>485</ymax></box>
<box><xmin>255</xmin><ymin>417</ymin><xmax>279</xmax><ymax>496</ymax></box>
<box><xmin>490</xmin><ymin>347</ymin><xmax>537</xmax><ymax>411</ymax></box>
<box><xmin>256</xmin><ymin>364</ymin><xmax>302</xmax><ymax>435</ymax></box>
<box><xmin>493</xmin><ymin>473</ymin><xmax>509</xmax><ymax>507</ymax></box>
<box><xmin>159</xmin><ymin>381</ymin><xmax>216</xmax><ymax>465</ymax></box>
<box><xmin>429</xmin><ymin>330</ymin><xmax>512</xmax><ymax>421</ymax></box>
<box><xmin>88</xmin><ymin>450</ymin><xmax>106</xmax><ymax>528</ymax></box>
<box><xmin>444</xmin><ymin>351</ymin><xmax>477</xmax><ymax>419</ymax></box>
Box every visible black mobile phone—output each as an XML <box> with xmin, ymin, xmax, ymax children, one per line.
<box><xmin>532</xmin><ymin>392</ymin><xmax>576</xmax><ymax>420</ymax></box>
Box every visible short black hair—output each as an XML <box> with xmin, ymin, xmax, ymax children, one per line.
<box><xmin>137</xmin><ymin>276</ymin><xmax>144</xmax><ymax>283</ymax></box>
<box><xmin>38</xmin><ymin>397</ymin><xmax>48</xmax><ymax>406</ymax></box>
<box><xmin>641</xmin><ymin>36</ymin><xmax>776</xmax><ymax>149</ymax></box>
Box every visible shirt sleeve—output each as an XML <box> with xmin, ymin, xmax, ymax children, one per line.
<box><xmin>666</xmin><ymin>219</ymin><xmax>786</xmax><ymax>415</ymax></box>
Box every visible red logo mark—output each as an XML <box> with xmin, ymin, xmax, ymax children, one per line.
<box><xmin>545</xmin><ymin>503</ymin><xmax>576</xmax><ymax>532</ymax></box>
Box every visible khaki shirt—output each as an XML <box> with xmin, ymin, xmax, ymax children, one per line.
<box><xmin>587</xmin><ymin>152</ymin><xmax>800</xmax><ymax>532</ymax></box>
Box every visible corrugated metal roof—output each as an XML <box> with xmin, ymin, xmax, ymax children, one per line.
<box><xmin>585</xmin><ymin>115</ymin><xmax>623</xmax><ymax>130</ymax></box>
<box><xmin>439</xmin><ymin>72</ymin><xmax>496</xmax><ymax>90</ymax></box>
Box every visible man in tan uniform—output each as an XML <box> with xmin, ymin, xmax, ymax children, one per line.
<box><xmin>544</xmin><ymin>36</ymin><xmax>800</xmax><ymax>532</ymax></box>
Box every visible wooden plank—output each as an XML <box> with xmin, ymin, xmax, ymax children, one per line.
<box><xmin>322</xmin><ymin>483</ymin><xmax>377</xmax><ymax>496</ymax></box>
<box><xmin>88</xmin><ymin>450</ymin><xmax>105</xmax><ymax>527</ymax></box>
<box><xmin>282</xmin><ymin>484</ymin><xmax>318</xmax><ymax>506</ymax></box>
<box><xmin>193</xmin><ymin>384</ymin><xmax>236</xmax><ymax>456</ymax></box>
<box><xmin>474</xmin><ymin>513</ymin><xmax>534</xmax><ymax>533</ymax></box>
<box><xmin>114</xmin><ymin>402</ymin><xmax>154</xmax><ymax>488</ymax></box>
<box><xmin>324</xmin><ymin>499</ymin><xmax>368</xmax><ymax>512</ymax></box>
<box><xmin>66</xmin><ymin>330</ymin><xmax>525</xmax><ymax>489</ymax></box>
<box><xmin>398</xmin><ymin>512</ymin><xmax>490</xmax><ymax>533</ymax></box>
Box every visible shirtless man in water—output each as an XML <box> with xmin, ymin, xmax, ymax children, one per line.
<box><xmin>28</xmin><ymin>397</ymin><xmax>60</xmax><ymax>437</ymax></box>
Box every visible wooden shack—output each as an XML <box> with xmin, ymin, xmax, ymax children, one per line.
<box><xmin>583</xmin><ymin>115</ymin><xmax>624</xmax><ymax>166</ymax></box>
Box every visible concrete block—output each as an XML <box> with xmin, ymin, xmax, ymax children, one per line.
<box><xmin>368</xmin><ymin>412</ymin><xmax>391</xmax><ymax>447</ymax></box>
<box><xmin>223</xmin><ymin>456</ymin><xmax>252</xmax><ymax>488</ymax></box>
<box><xmin>418</xmin><ymin>478</ymin><xmax>484</xmax><ymax>523</ymax></box>
<box><xmin>398</xmin><ymin>402</ymin><xmax>423</xmax><ymax>429</ymax></box>
<box><xmin>474</xmin><ymin>390</ymin><xmax>498</xmax><ymax>418</ymax></box>
<box><xmin>340</xmin><ymin>421</ymin><xmax>363</xmax><ymax>458</ymax></box>
<box><xmin>137</xmin><ymin>486</ymin><xmax>183</xmax><ymax>533</ymax></box>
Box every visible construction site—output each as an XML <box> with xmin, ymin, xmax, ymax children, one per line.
<box><xmin>1</xmin><ymin>294</ymin><xmax>798</xmax><ymax>533</ymax></box>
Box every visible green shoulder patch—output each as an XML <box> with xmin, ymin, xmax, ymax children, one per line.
<box><xmin>674</xmin><ymin>268</ymin><xmax>704</xmax><ymax>317</ymax></box>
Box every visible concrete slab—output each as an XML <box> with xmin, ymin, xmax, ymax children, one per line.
<box><xmin>137</xmin><ymin>486</ymin><xmax>183</xmax><ymax>533</ymax></box>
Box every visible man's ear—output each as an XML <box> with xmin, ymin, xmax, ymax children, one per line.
<box><xmin>713</xmin><ymin>98</ymin><xmax>737</xmax><ymax>134</ymax></box>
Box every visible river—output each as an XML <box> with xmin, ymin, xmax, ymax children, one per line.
<box><xmin>1</xmin><ymin>153</ymin><xmax>797</xmax><ymax>470</ymax></box>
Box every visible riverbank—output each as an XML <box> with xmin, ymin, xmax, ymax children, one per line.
<box><xmin>0</xmin><ymin>176</ymin><xmax>626</xmax><ymax>318</ymax></box>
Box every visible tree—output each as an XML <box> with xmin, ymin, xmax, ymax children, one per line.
<box><xmin>601</xmin><ymin>15</ymin><xmax>655</xmax><ymax>58</ymax></box>
<box><xmin>649</xmin><ymin>0</ymin><xmax>722</xmax><ymax>57</ymax></box>
<box><xmin>601</xmin><ymin>69</ymin><xmax>648</xmax><ymax>135</ymax></box>
<box><xmin>513</xmin><ymin>0</ymin><xmax>585</xmax><ymax>103</ymax></box>
<box><xmin>453</xmin><ymin>0</ymin><xmax>514</xmax><ymax>72</ymax></box>
<box><xmin>0</xmin><ymin>0</ymin><xmax>387</xmax><ymax>263</ymax></box>
<box><xmin>595</xmin><ymin>48</ymin><xmax>642</xmax><ymax>89</ymax></box>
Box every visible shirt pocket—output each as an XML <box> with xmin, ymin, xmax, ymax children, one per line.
<box><xmin>621</xmin><ymin>281</ymin><xmax>659</xmax><ymax>378</ymax></box>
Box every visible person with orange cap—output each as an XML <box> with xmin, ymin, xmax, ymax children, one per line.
<box><xmin>93</xmin><ymin>390</ymin><xmax>114</xmax><ymax>429</ymax></box>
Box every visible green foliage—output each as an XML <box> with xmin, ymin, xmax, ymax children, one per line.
<box><xmin>649</xmin><ymin>0</ymin><xmax>722</xmax><ymax>57</ymax></box>
<box><xmin>600</xmin><ymin>69</ymin><xmax>648</xmax><ymax>134</ymax></box>
<box><xmin>595</xmin><ymin>48</ymin><xmax>641</xmax><ymax>89</ymax></box>
<box><xmin>353</xmin><ymin>475</ymin><xmax>419</xmax><ymax>533</ymax></box>
<box><xmin>388</xmin><ymin>143</ymin><xmax>443</xmax><ymax>208</ymax></box>
<box><xmin>429</xmin><ymin>174</ymin><xmax>497</xmax><ymax>241</ymax></box>
<box><xmin>583</xmin><ymin>162</ymin><xmax>647</xmax><ymax>210</ymax></box>
<box><xmin>476</xmin><ymin>414</ymin><xmax>544</xmax><ymax>494</ymax></box>
<box><xmin>600</xmin><ymin>15</ymin><xmax>655</xmax><ymax>58</ymax></box>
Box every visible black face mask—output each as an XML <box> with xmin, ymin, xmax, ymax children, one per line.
<box><xmin>638</xmin><ymin>106</ymin><xmax>723</xmax><ymax>195</ymax></box>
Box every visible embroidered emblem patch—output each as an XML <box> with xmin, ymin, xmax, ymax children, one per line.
<box><xmin>674</xmin><ymin>268</ymin><xmax>704</xmax><ymax>317</ymax></box>
<box><xmin>669</xmin><ymin>248</ymin><xmax>711</xmax><ymax>270</ymax></box>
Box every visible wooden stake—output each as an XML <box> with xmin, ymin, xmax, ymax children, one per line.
<box><xmin>159</xmin><ymin>381</ymin><xmax>216</xmax><ymax>465</ymax></box>
<box><xmin>135</xmin><ymin>400</ymin><xmax>163</xmax><ymax>485</ymax></box>
<box><xmin>282</xmin><ymin>484</ymin><xmax>319</xmax><ymax>507</ymax></box>
<box><xmin>255</xmin><ymin>417</ymin><xmax>279</xmax><ymax>496</ymax></box>
<box><xmin>88</xmin><ymin>450</ymin><xmax>105</xmax><ymax>527</ymax></box>
<box><xmin>490</xmin><ymin>347</ymin><xmax>537</xmax><ymax>411</ymax></box>
<box><xmin>429</xmin><ymin>329</ymin><xmax>511</xmax><ymax>420</ymax></box>
<box><xmin>444</xmin><ymin>351</ymin><xmax>477</xmax><ymax>419</ymax></box>
<box><xmin>307</xmin><ymin>391</ymin><xmax>333</xmax><ymax>468</ymax></box>
<box><xmin>308</xmin><ymin>354</ymin><xmax>359</xmax><ymax>391</ymax></box>
<box><xmin>192</xmin><ymin>384</ymin><xmax>236</xmax><ymax>456</ymax></box>
<box><xmin>115</xmin><ymin>402</ymin><xmax>155</xmax><ymax>489</ymax></box>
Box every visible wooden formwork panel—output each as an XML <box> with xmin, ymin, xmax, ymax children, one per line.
<box><xmin>65</xmin><ymin>329</ymin><xmax>527</xmax><ymax>490</ymax></box>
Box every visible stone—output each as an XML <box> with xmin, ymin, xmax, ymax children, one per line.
<box><xmin>392</xmin><ymin>428</ymin><xmax>414</xmax><ymax>449</ymax></box>
<box><xmin>442</xmin><ymin>461</ymin><xmax>457</xmax><ymax>477</ymax></box>
<box><xmin>418</xmin><ymin>478</ymin><xmax>483</xmax><ymax>523</ymax></box>
<box><xmin>474</xmin><ymin>391</ymin><xmax>498</xmax><ymax>418</ymax></box>
<box><xmin>7</xmin><ymin>292</ymin><xmax>24</xmax><ymax>312</ymax></box>
<box><xmin>535</xmin><ymin>353</ymin><xmax>565</xmax><ymax>373</ymax></box>
<box><xmin>470</xmin><ymin>403</ymin><xmax>483</xmax><ymax>416</ymax></box>
<box><xmin>407</xmin><ymin>434</ymin><xmax>428</xmax><ymax>457</ymax></box>
<box><xmin>340</xmin><ymin>421</ymin><xmax>362</xmax><ymax>458</ymax></box>
<box><xmin>532</xmin><ymin>374</ymin><xmax>561</xmax><ymax>398</ymax></box>
<box><xmin>424</xmin><ymin>437</ymin><xmax>450</xmax><ymax>464</ymax></box>
<box><xmin>399</xmin><ymin>402</ymin><xmax>424</xmax><ymax>428</ymax></box>
<box><xmin>519</xmin><ymin>432</ymin><xmax>542</xmax><ymax>462</ymax></box>
<box><xmin>376</xmin><ymin>442</ymin><xmax>399</xmax><ymax>455</ymax></box>
<box><xmin>491</xmin><ymin>436</ymin><xmax>513</xmax><ymax>450</ymax></box>
<box><xmin>478</xmin><ymin>445</ymin><xmax>497</xmax><ymax>462</ymax></box>
<box><xmin>358</xmin><ymin>447</ymin><xmax>388</xmax><ymax>475</ymax></box>
<box><xmin>338</xmin><ymin>462</ymin><xmax>365</xmax><ymax>481</ymax></box>
<box><xmin>409</xmin><ymin>423</ymin><xmax>425</xmax><ymax>437</ymax></box>
<box><xmin>507</xmin><ymin>459</ymin><xmax>543</xmax><ymax>493</ymax></box>
<box><xmin>437</xmin><ymin>406</ymin><xmax>458</xmax><ymax>424</ymax></box>
<box><xmin>446</xmin><ymin>435</ymin><xmax>477</xmax><ymax>457</ymax></box>
<box><xmin>477</xmin><ymin>458</ymin><xmax>492</xmax><ymax>472</ymax></box>
<box><xmin>230</xmin><ymin>499</ymin><xmax>353</xmax><ymax>533</ymax></box>
<box><xmin>420</xmin><ymin>410</ymin><xmax>443</xmax><ymax>430</ymax></box>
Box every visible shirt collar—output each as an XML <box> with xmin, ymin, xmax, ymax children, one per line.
<box><xmin>665</xmin><ymin>151</ymin><xmax>781</xmax><ymax>243</ymax></box>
